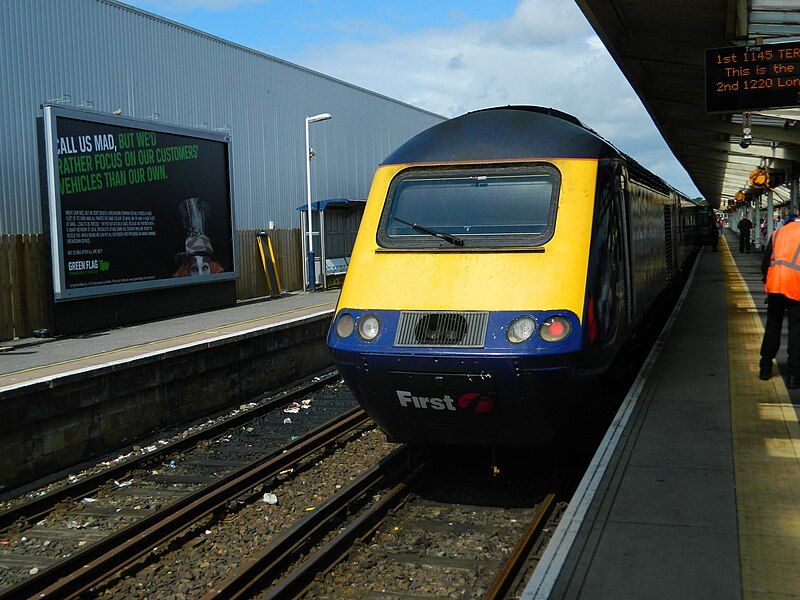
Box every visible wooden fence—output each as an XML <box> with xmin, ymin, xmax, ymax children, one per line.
<box><xmin>0</xmin><ymin>234</ymin><xmax>50</xmax><ymax>341</ymax></box>
<box><xmin>235</xmin><ymin>228</ymin><xmax>303</xmax><ymax>300</ymax></box>
<box><xmin>0</xmin><ymin>229</ymin><xmax>303</xmax><ymax>341</ymax></box>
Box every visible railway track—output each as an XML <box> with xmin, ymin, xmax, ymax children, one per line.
<box><xmin>205</xmin><ymin>447</ymin><xmax>560</xmax><ymax>600</ymax></box>
<box><xmin>89</xmin><ymin>423</ymin><xmax>404</xmax><ymax>599</ymax></box>
<box><xmin>0</xmin><ymin>370</ymin><xmax>341</xmax><ymax>533</ymax></box>
<box><xmin>28</xmin><ymin>434</ymin><xmax>559</xmax><ymax>600</ymax></box>
<box><xmin>2</xmin><ymin>392</ymin><xmax>564</xmax><ymax>600</ymax></box>
<box><xmin>8</xmin><ymin>408</ymin><xmax>371</xmax><ymax>599</ymax></box>
<box><xmin>269</xmin><ymin>481</ymin><xmax>558</xmax><ymax>599</ymax></box>
<box><xmin>0</xmin><ymin>371</ymin><xmax>357</xmax><ymax>597</ymax></box>
<box><xmin>202</xmin><ymin>445</ymin><xmax>421</xmax><ymax>600</ymax></box>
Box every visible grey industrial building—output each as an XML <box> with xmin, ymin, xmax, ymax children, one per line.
<box><xmin>0</xmin><ymin>0</ymin><xmax>444</xmax><ymax>339</ymax></box>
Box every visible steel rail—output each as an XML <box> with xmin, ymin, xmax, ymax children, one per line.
<box><xmin>484</xmin><ymin>492</ymin><xmax>557</xmax><ymax>600</ymax></box>
<box><xmin>0</xmin><ymin>369</ymin><xmax>339</xmax><ymax>534</ymax></box>
<box><xmin>262</xmin><ymin>463</ymin><xmax>427</xmax><ymax>599</ymax></box>
<box><xmin>202</xmin><ymin>444</ymin><xmax>419</xmax><ymax>600</ymax></box>
<box><xmin>4</xmin><ymin>406</ymin><xmax>368</xmax><ymax>600</ymax></box>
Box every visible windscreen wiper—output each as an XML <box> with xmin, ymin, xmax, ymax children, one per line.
<box><xmin>392</xmin><ymin>216</ymin><xmax>465</xmax><ymax>247</ymax></box>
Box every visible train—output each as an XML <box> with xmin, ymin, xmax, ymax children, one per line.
<box><xmin>326</xmin><ymin>106</ymin><xmax>700</xmax><ymax>447</ymax></box>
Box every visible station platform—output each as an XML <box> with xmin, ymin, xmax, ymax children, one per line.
<box><xmin>524</xmin><ymin>231</ymin><xmax>800</xmax><ymax>599</ymax></box>
<box><xmin>0</xmin><ymin>290</ymin><xmax>339</xmax><ymax>392</ymax></box>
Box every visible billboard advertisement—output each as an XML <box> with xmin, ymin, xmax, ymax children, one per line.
<box><xmin>42</xmin><ymin>106</ymin><xmax>235</xmax><ymax>301</ymax></box>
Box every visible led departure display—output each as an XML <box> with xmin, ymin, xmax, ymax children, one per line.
<box><xmin>705</xmin><ymin>41</ymin><xmax>800</xmax><ymax>113</ymax></box>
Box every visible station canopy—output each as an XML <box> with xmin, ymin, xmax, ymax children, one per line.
<box><xmin>576</xmin><ymin>0</ymin><xmax>800</xmax><ymax>208</ymax></box>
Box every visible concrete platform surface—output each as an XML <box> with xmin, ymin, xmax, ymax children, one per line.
<box><xmin>0</xmin><ymin>290</ymin><xmax>339</xmax><ymax>390</ymax></box>
<box><xmin>524</xmin><ymin>233</ymin><xmax>800</xmax><ymax>599</ymax></box>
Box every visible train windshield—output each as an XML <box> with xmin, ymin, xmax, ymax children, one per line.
<box><xmin>378</xmin><ymin>165</ymin><xmax>559</xmax><ymax>248</ymax></box>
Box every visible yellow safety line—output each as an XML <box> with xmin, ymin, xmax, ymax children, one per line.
<box><xmin>721</xmin><ymin>235</ymin><xmax>800</xmax><ymax>597</ymax></box>
<box><xmin>1</xmin><ymin>300</ymin><xmax>336</xmax><ymax>380</ymax></box>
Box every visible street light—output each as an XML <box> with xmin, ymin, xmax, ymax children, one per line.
<box><xmin>305</xmin><ymin>112</ymin><xmax>332</xmax><ymax>292</ymax></box>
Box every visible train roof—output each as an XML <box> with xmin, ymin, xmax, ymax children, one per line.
<box><xmin>381</xmin><ymin>105</ymin><xmax>692</xmax><ymax>202</ymax></box>
<box><xmin>381</xmin><ymin>106</ymin><xmax>622</xmax><ymax>165</ymax></box>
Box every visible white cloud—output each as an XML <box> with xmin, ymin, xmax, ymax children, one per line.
<box><xmin>485</xmin><ymin>0</ymin><xmax>592</xmax><ymax>47</ymax></box>
<box><xmin>288</xmin><ymin>0</ymin><xmax>699</xmax><ymax>196</ymax></box>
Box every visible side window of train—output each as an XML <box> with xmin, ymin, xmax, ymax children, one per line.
<box><xmin>607</xmin><ymin>177</ymin><xmax>621</xmax><ymax>264</ymax></box>
<box><xmin>613</xmin><ymin>164</ymin><xmax>634</xmax><ymax>322</ymax></box>
<box><xmin>607</xmin><ymin>166</ymin><xmax>624</xmax><ymax>265</ymax></box>
<box><xmin>604</xmin><ymin>179</ymin><xmax>618</xmax><ymax>263</ymax></box>
<box><xmin>614</xmin><ymin>169</ymin><xmax>630</xmax><ymax>258</ymax></box>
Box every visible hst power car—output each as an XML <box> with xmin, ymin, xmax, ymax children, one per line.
<box><xmin>327</xmin><ymin>106</ymin><xmax>696</xmax><ymax>447</ymax></box>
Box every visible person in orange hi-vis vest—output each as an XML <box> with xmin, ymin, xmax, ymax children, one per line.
<box><xmin>760</xmin><ymin>212</ymin><xmax>800</xmax><ymax>390</ymax></box>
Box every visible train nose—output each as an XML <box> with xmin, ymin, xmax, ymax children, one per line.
<box><xmin>328</xmin><ymin>308</ymin><xmax>584</xmax><ymax>447</ymax></box>
<box><xmin>335</xmin><ymin>353</ymin><xmax>563</xmax><ymax>447</ymax></box>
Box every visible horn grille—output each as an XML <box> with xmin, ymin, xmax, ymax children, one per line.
<box><xmin>394</xmin><ymin>311</ymin><xmax>489</xmax><ymax>348</ymax></box>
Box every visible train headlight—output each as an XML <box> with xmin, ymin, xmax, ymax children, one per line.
<box><xmin>335</xmin><ymin>313</ymin><xmax>355</xmax><ymax>338</ymax></box>
<box><xmin>540</xmin><ymin>316</ymin><xmax>571</xmax><ymax>342</ymax></box>
<box><xmin>358</xmin><ymin>315</ymin><xmax>380</xmax><ymax>341</ymax></box>
<box><xmin>507</xmin><ymin>316</ymin><xmax>536</xmax><ymax>343</ymax></box>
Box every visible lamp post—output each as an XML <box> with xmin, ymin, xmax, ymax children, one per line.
<box><xmin>305</xmin><ymin>112</ymin><xmax>331</xmax><ymax>292</ymax></box>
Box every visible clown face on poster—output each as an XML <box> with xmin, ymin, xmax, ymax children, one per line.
<box><xmin>42</xmin><ymin>105</ymin><xmax>236</xmax><ymax>301</ymax></box>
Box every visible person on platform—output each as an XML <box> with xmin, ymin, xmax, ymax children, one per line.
<box><xmin>737</xmin><ymin>213</ymin><xmax>753</xmax><ymax>253</ymax></box>
<box><xmin>759</xmin><ymin>212</ymin><xmax>800</xmax><ymax>389</ymax></box>
<box><xmin>707</xmin><ymin>212</ymin><xmax>719</xmax><ymax>252</ymax></box>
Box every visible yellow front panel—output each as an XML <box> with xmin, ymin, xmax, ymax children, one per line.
<box><xmin>338</xmin><ymin>160</ymin><xmax>598</xmax><ymax>321</ymax></box>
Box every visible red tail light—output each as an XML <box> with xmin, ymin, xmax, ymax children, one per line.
<box><xmin>540</xmin><ymin>316</ymin><xmax>571</xmax><ymax>342</ymax></box>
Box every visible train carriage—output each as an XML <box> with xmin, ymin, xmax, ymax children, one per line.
<box><xmin>327</xmin><ymin>106</ymin><xmax>697</xmax><ymax>447</ymax></box>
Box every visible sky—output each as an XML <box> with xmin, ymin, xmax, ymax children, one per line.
<box><xmin>124</xmin><ymin>0</ymin><xmax>701</xmax><ymax>197</ymax></box>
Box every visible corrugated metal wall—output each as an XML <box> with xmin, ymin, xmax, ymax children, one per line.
<box><xmin>0</xmin><ymin>0</ymin><xmax>444</xmax><ymax>235</ymax></box>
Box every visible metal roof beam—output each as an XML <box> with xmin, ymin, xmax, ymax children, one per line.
<box><xmin>664</xmin><ymin>122</ymin><xmax>800</xmax><ymax>145</ymax></box>
<box><xmin>669</xmin><ymin>139</ymin><xmax>800</xmax><ymax>162</ymax></box>
<box><xmin>682</xmin><ymin>165</ymin><xmax>753</xmax><ymax>179</ymax></box>
<box><xmin>676</xmin><ymin>148</ymin><xmax>793</xmax><ymax>167</ymax></box>
<box><xmin>681</xmin><ymin>156</ymin><xmax>790</xmax><ymax>173</ymax></box>
<box><xmin>682</xmin><ymin>160</ymin><xmax>762</xmax><ymax>176</ymax></box>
